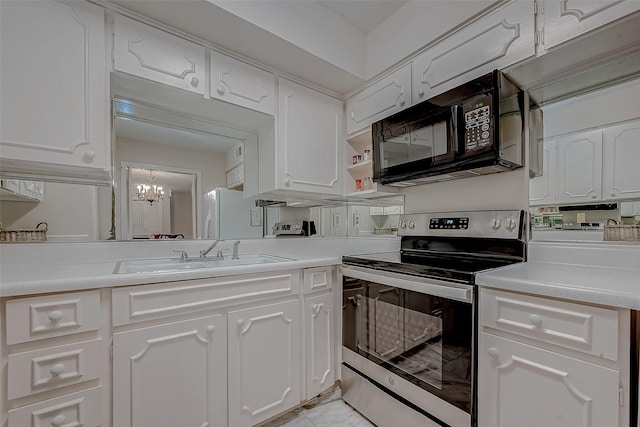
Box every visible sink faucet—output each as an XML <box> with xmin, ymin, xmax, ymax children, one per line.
<box><xmin>200</xmin><ymin>238</ymin><xmax>225</xmax><ymax>258</ymax></box>
<box><xmin>232</xmin><ymin>240</ymin><xmax>240</xmax><ymax>259</ymax></box>
<box><xmin>173</xmin><ymin>250</ymin><xmax>189</xmax><ymax>261</ymax></box>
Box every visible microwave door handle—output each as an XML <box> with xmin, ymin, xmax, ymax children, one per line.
<box><xmin>450</xmin><ymin>105</ymin><xmax>462</xmax><ymax>155</ymax></box>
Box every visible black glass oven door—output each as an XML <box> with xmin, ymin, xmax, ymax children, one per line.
<box><xmin>343</xmin><ymin>277</ymin><xmax>473</xmax><ymax>414</ymax></box>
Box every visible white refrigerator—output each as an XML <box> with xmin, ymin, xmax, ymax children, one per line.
<box><xmin>202</xmin><ymin>188</ymin><xmax>263</xmax><ymax>239</ymax></box>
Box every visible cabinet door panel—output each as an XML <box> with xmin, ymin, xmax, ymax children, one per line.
<box><xmin>346</xmin><ymin>64</ymin><xmax>411</xmax><ymax>135</ymax></box>
<box><xmin>114</xmin><ymin>15</ymin><xmax>206</xmax><ymax>95</ymax></box>
<box><xmin>113</xmin><ymin>315</ymin><xmax>227</xmax><ymax>427</ymax></box>
<box><xmin>210</xmin><ymin>51</ymin><xmax>275</xmax><ymax>115</ymax></box>
<box><xmin>412</xmin><ymin>1</ymin><xmax>534</xmax><ymax>102</ymax></box>
<box><xmin>478</xmin><ymin>332</ymin><xmax>620</xmax><ymax>427</ymax></box>
<box><xmin>603</xmin><ymin>120</ymin><xmax>640</xmax><ymax>200</ymax></box>
<box><xmin>0</xmin><ymin>0</ymin><xmax>109</xmax><ymax>180</ymax></box>
<box><xmin>228</xmin><ymin>300</ymin><xmax>301</xmax><ymax>426</ymax></box>
<box><xmin>305</xmin><ymin>292</ymin><xmax>335</xmax><ymax>399</ymax></box>
<box><xmin>557</xmin><ymin>130</ymin><xmax>603</xmax><ymax>204</ymax></box>
<box><xmin>542</xmin><ymin>0</ymin><xmax>640</xmax><ymax>52</ymax></box>
<box><xmin>277</xmin><ymin>79</ymin><xmax>342</xmax><ymax>195</ymax></box>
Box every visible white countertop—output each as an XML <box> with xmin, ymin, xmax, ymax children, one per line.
<box><xmin>477</xmin><ymin>241</ymin><xmax>640</xmax><ymax>310</ymax></box>
<box><xmin>0</xmin><ymin>237</ymin><xmax>400</xmax><ymax>297</ymax></box>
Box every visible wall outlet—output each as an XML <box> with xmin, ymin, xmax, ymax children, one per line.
<box><xmin>576</xmin><ymin>212</ymin><xmax>586</xmax><ymax>224</ymax></box>
<box><xmin>353</xmin><ymin>213</ymin><xmax>360</xmax><ymax>227</ymax></box>
<box><xmin>333</xmin><ymin>212</ymin><xmax>341</xmax><ymax>227</ymax></box>
<box><xmin>250</xmin><ymin>208</ymin><xmax>262</xmax><ymax>227</ymax></box>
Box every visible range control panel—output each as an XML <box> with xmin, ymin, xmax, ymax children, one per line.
<box><xmin>398</xmin><ymin>210</ymin><xmax>524</xmax><ymax>239</ymax></box>
<box><xmin>463</xmin><ymin>94</ymin><xmax>493</xmax><ymax>151</ymax></box>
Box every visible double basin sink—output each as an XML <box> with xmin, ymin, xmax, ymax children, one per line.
<box><xmin>115</xmin><ymin>253</ymin><xmax>291</xmax><ymax>274</ymax></box>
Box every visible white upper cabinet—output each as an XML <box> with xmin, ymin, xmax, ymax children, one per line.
<box><xmin>114</xmin><ymin>15</ymin><xmax>206</xmax><ymax>95</ymax></box>
<box><xmin>557</xmin><ymin>130</ymin><xmax>603</xmax><ymax>204</ymax></box>
<box><xmin>346</xmin><ymin>64</ymin><xmax>411</xmax><ymax>136</ymax></box>
<box><xmin>0</xmin><ymin>0</ymin><xmax>109</xmax><ymax>183</ymax></box>
<box><xmin>412</xmin><ymin>0</ymin><xmax>535</xmax><ymax>103</ymax></box>
<box><xmin>210</xmin><ymin>51</ymin><xmax>275</xmax><ymax>115</ymax></box>
<box><xmin>603</xmin><ymin>120</ymin><xmax>640</xmax><ymax>201</ymax></box>
<box><xmin>541</xmin><ymin>0</ymin><xmax>640</xmax><ymax>53</ymax></box>
<box><xmin>273</xmin><ymin>78</ymin><xmax>343</xmax><ymax>196</ymax></box>
<box><xmin>529</xmin><ymin>140</ymin><xmax>558</xmax><ymax>206</ymax></box>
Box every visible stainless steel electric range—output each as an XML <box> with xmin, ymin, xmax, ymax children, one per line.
<box><xmin>341</xmin><ymin>210</ymin><xmax>527</xmax><ymax>427</ymax></box>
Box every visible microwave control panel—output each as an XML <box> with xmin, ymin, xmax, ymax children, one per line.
<box><xmin>463</xmin><ymin>94</ymin><xmax>492</xmax><ymax>151</ymax></box>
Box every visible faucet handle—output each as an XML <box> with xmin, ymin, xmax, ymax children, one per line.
<box><xmin>173</xmin><ymin>250</ymin><xmax>189</xmax><ymax>261</ymax></box>
<box><xmin>232</xmin><ymin>240</ymin><xmax>240</xmax><ymax>259</ymax></box>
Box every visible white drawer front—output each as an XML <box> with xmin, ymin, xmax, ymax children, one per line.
<box><xmin>8</xmin><ymin>386</ymin><xmax>102</xmax><ymax>427</ymax></box>
<box><xmin>480</xmin><ymin>288</ymin><xmax>619</xmax><ymax>361</ymax></box>
<box><xmin>303</xmin><ymin>267</ymin><xmax>332</xmax><ymax>294</ymax></box>
<box><xmin>8</xmin><ymin>339</ymin><xmax>103</xmax><ymax>399</ymax></box>
<box><xmin>6</xmin><ymin>291</ymin><xmax>101</xmax><ymax>344</ymax></box>
<box><xmin>112</xmin><ymin>270</ymin><xmax>300</xmax><ymax>326</ymax></box>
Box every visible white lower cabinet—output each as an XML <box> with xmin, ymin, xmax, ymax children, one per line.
<box><xmin>113</xmin><ymin>314</ymin><xmax>227</xmax><ymax>427</ymax></box>
<box><xmin>478</xmin><ymin>332</ymin><xmax>620</xmax><ymax>427</ymax></box>
<box><xmin>304</xmin><ymin>292</ymin><xmax>335</xmax><ymax>400</ymax></box>
<box><xmin>478</xmin><ymin>288</ymin><xmax>629</xmax><ymax>427</ymax></box>
<box><xmin>228</xmin><ymin>299</ymin><xmax>302</xmax><ymax>427</ymax></box>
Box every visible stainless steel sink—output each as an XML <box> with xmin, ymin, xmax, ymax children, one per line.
<box><xmin>114</xmin><ymin>253</ymin><xmax>291</xmax><ymax>274</ymax></box>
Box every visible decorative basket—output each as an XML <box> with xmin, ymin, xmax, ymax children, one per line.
<box><xmin>603</xmin><ymin>219</ymin><xmax>640</xmax><ymax>242</ymax></box>
<box><xmin>0</xmin><ymin>222</ymin><xmax>48</xmax><ymax>242</ymax></box>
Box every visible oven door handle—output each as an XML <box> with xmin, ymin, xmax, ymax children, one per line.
<box><xmin>340</xmin><ymin>266</ymin><xmax>473</xmax><ymax>303</ymax></box>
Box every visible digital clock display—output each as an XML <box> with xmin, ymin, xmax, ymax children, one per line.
<box><xmin>429</xmin><ymin>217</ymin><xmax>469</xmax><ymax>230</ymax></box>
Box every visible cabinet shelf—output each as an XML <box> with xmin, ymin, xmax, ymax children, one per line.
<box><xmin>344</xmin><ymin>183</ymin><xmax>398</xmax><ymax>198</ymax></box>
<box><xmin>346</xmin><ymin>160</ymin><xmax>372</xmax><ymax>173</ymax></box>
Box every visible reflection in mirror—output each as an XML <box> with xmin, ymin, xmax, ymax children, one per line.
<box><xmin>120</xmin><ymin>163</ymin><xmax>199</xmax><ymax>240</ymax></box>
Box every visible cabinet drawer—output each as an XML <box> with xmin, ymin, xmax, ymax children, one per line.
<box><xmin>6</xmin><ymin>291</ymin><xmax>101</xmax><ymax>344</ymax></box>
<box><xmin>8</xmin><ymin>339</ymin><xmax>103</xmax><ymax>399</ymax></box>
<box><xmin>303</xmin><ymin>267</ymin><xmax>332</xmax><ymax>294</ymax></box>
<box><xmin>112</xmin><ymin>270</ymin><xmax>301</xmax><ymax>326</ymax></box>
<box><xmin>8</xmin><ymin>386</ymin><xmax>102</xmax><ymax>427</ymax></box>
<box><xmin>480</xmin><ymin>288</ymin><xmax>619</xmax><ymax>361</ymax></box>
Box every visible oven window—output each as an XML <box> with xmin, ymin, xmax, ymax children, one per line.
<box><xmin>357</xmin><ymin>293</ymin><xmax>444</xmax><ymax>389</ymax></box>
<box><xmin>343</xmin><ymin>279</ymin><xmax>473</xmax><ymax>413</ymax></box>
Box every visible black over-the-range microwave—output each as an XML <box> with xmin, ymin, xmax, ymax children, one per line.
<box><xmin>372</xmin><ymin>70</ymin><xmax>543</xmax><ymax>186</ymax></box>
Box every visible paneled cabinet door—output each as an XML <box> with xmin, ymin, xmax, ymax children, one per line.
<box><xmin>114</xmin><ymin>15</ymin><xmax>206</xmax><ymax>95</ymax></box>
<box><xmin>210</xmin><ymin>51</ymin><xmax>275</xmax><ymax>115</ymax></box>
<box><xmin>557</xmin><ymin>130</ymin><xmax>603</xmax><ymax>204</ymax></box>
<box><xmin>305</xmin><ymin>292</ymin><xmax>335</xmax><ymax>400</ymax></box>
<box><xmin>346</xmin><ymin>63</ymin><xmax>411</xmax><ymax>135</ymax></box>
<box><xmin>478</xmin><ymin>332</ymin><xmax>620</xmax><ymax>427</ymax></box>
<box><xmin>603</xmin><ymin>120</ymin><xmax>640</xmax><ymax>201</ymax></box>
<box><xmin>412</xmin><ymin>0</ymin><xmax>535</xmax><ymax>103</ymax></box>
<box><xmin>541</xmin><ymin>0</ymin><xmax>640</xmax><ymax>53</ymax></box>
<box><xmin>112</xmin><ymin>315</ymin><xmax>227</xmax><ymax>427</ymax></box>
<box><xmin>529</xmin><ymin>140</ymin><xmax>558</xmax><ymax>206</ymax></box>
<box><xmin>277</xmin><ymin>79</ymin><xmax>343</xmax><ymax>195</ymax></box>
<box><xmin>0</xmin><ymin>0</ymin><xmax>109</xmax><ymax>182</ymax></box>
<box><xmin>228</xmin><ymin>300</ymin><xmax>302</xmax><ymax>427</ymax></box>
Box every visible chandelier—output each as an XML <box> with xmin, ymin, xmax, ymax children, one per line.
<box><xmin>136</xmin><ymin>170</ymin><xmax>165</xmax><ymax>205</ymax></box>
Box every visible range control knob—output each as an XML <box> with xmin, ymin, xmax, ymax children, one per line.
<box><xmin>408</xmin><ymin>220</ymin><xmax>416</xmax><ymax>230</ymax></box>
<box><xmin>490</xmin><ymin>217</ymin><xmax>501</xmax><ymax>230</ymax></box>
<box><xmin>399</xmin><ymin>220</ymin><xmax>407</xmax><ymax>229</ymax></box>
<box><xmin>505</xmin><ymin>217</ymin><xmax>518</xmax><ymax>231</ymax></box>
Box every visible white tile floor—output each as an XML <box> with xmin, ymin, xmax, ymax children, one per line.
<box><xmin>259</xmin><ymin>393</ymin><xmax>375</xmax><ymax>427</ymax></box>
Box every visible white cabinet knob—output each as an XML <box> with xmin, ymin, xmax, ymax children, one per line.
<box><xmin>350</xmin><ymin>111</ymin><xmax>355</xmax><ymax>119</ymax></box>
<box><xmin>529</xmin><ymin>314</ymin><xmax>543</xmax><ymax>326</ymax></box>
<box><xmin>611</xmin><ymin>192</ymin><xmax>616</xmax><ymax>197</ymax></box>
<box><xmin>488</xmin><ymin>347</ymin><xmax>499</xmax><ymax>358</ymax></box>
<box><xmin>191</xmin><ymin>77</ymin><xmax>200</xmax><ymax>87</ymax></box>
<box><xmin>51</xmin><ymin>415</ymin><xmax>66</xmax><ymax>426</ymax></box>
<box><xmin>284</xmin><ymin>177</ymin><xmax>291</xmax><ymax>187</ymax></box>
<box><xmin>417</xmin><ymin>90</ymin><xmax>424</xmax><ymax>97</ymax></box>
<box><xmin>388</xmin><ymin>376</ymin><xmax>395</xmax><ymax>385</ymax></box>
<box><xmin>50</xmin><ymin>363</ymin><xmax>65</xmax><ymax>376</ymax></box>
<box><xmin>206</xmin><ymin>325</ymin><xmax>215</xmax><ymax>334</ymax></box>
<box><xmin>48</xmin><ymin>310</ymin><xmax>64</xmax><ymax>323</ymax></box>
<box><xmin>592</xmin><ymin>194</ymin><xmax>597</xmax><ymax>199</ymax></box>
<box><xmin>82</xmin><ymin>150</ymin><xmax>95</xmax><ymax>163</ymax></box>
<box><xmin>399</xmin><ymin>98</ymin><xmax>405</xmax><ymax>107</ymax></box>
<box><xmin>237</xmin><ymin>319</ymin><xmax>245</xmax><ymax>328</ymax></box>
<box><xmin>217</xmin><ymin>86</ymin><xmax>225</xmax><ymax>95</ymax></box>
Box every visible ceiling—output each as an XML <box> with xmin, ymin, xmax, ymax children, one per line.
<box><xmin>316</xmin><ymin>1</ymin><xmax>408</xmax><ymax>33</ymax></box>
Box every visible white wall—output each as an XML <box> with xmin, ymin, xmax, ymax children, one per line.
<box><xmin>116</xmin><ymin>136</ymin><xmax>227</xmax><ymax>194</ymax></box>
<box><xmin>402</xmin><ymin>168</ymin><xmax>530</xmax><ymax>213</ymax></box>
<box><xmin>0</xmin><ymin>182</ymin><xmax>100</xmax><ymax>241</ymax></box>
